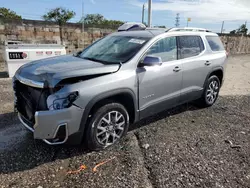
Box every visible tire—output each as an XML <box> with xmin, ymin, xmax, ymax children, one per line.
<box><xmin>197</xmin><ymin>75</ymin><xmax>221</xmax><ymax>108</ymax></box>
<box><xmin>85</xmin><ymin>102</ymin><xmax>129</xmax><ymax>151</ymax></box>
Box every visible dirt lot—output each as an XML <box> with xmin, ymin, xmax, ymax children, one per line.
<box><xmin>0</xmin><ymin>55</ymin><xmax>250</xmax><ymax>188</ymax></box>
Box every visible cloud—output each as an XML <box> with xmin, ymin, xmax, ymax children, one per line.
<box><xmin>127</xmin><ymin>0</ymin><xmax>250</xmax><ymax>22</ymax></box>
<box><xmin>90</xmin><ymin>0</ymin><xmax>96</xmax><ymax>4</ymax></box>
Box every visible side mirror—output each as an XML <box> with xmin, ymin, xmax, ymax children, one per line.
<box><xmin>140</xmin><ymin>55</ymin><xmax>162</xmax><ymax>67</ymax></box>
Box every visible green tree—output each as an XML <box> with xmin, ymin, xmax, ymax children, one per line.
<box><xmin>156</xmin><ymin>25</ymin><xmax>166</xmax><ymax>28</ymax></box>
<box><xmin>80</xmin><ymin>14</ymin><xmax>124</xmax><ymax>28</ymax></box>
<box><xmin>230</xmin><ymin>24</ymin><xmax>248</xmax><ymax>35</ymax></box>
<box><xmin>0</xmin><ymin>7</ymin><xmax>22</xmax><ymax>19</ymax></box>
<box><xmin>83</xmin><ymin>14</ymin><xmax>105</xmax><ymax>25</ymax></box>
<box><xmin>43</xmin><ymin>7</ymin><xmax>75</xmax><ymax>44</ymax></box>
<box><xmin>230</xmin><ymin>30</ymin><xmax>236</xmax><ymax>34</ymax></box>
<box><xmin>237</xmin><ymin>24</ymin><xmax>248</xmax><ymax>35</ymax></box>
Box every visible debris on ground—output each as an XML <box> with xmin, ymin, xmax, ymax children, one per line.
<box><xmin>142</xmin><ymin>144</ymin><xmax>150</xmax><ymax>150</ymax></box>
<box><xmin>67</xmin><ymin>165</ymin><xmax>87</xmax><ymax>175</ymax></box>
<box><xmin>92</xmin><ymin>157</ymin><xmax>116</xmax><ymax>172</ymax></box>
<box><xmin>225</xmin><ymin>139</ymin><xmax>242</xmax><ymax>149</ymax></box>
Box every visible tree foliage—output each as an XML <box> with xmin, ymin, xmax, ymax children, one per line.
<box><xmin>80</xmin><ymin>14</ymin><xmax>124</xmax><ymax>27</ymax></box>
<box><xmin>0</xmin><ymin>7</ymin><xmax>22</xmax><ymax>19</ymax></box>
<box><xmin>43</xmin><ymin>7</ymin><xmax>75</xmax><ymax>45</ymax></box>
<box><xmin>42</xmin><ymin>7</ymin><xmax>75</xmax><ymax>25</ymax></box>
<box><xmin>230</xmin><ymin>24</ymin><xmax>248</xmax><ymax>35</ymax></box>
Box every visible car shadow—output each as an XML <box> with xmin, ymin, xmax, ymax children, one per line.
<box><xmin>129</xmin><ymin>102</ymin><xmax>200</xmax><ymax>131</ymax></box>
<box><xmin>0</xmin><ymin>102</ymin><xmax>200</xmax><ymax>174</ymax></box>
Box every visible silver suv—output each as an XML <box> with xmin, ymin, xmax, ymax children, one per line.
<box><xmin>13</xmin><ymin>27</ymin><xmax>227</xmax><ymax>150</ymax></box>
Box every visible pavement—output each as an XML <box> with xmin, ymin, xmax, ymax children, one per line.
<box><xmin>0</xmin><ymin>55</ymin><xmax>250</xmax><ymax>188</ymax></box>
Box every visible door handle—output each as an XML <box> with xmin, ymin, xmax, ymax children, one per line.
<box><xmin>205</xmin><ymin>61</ymin><xmax>211</xmax><ymax>66</ymax></box>
<box><xmin>173</xmin><ymin>66</ymin><xmax>181</xmax><ymax>72</ymax></box>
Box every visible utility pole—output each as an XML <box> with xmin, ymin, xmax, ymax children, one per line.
<box><xmin>221</xmin><ymin>21</ymin><xmax>224</xmax><ymax>34</ymax></box>
<box><xmin>175</xmin><ymin>13</ymin><xmax>180</xmax><ymax>27</ymax></box>
<box><xmin>148</xmin><ymin>0</ymin><xmax>152</xmax><ymax>27</ymax></box>
<box><xmin>245</xmin><ymin>21</ymin><xmax>247</xmax><ymax>27</ymax></box>
<box><xmin>82</xmin><ymin>0</ymin><xmax>84</xmax><ymax>32</ymax></box>
<box><xmin>82</xmin><ymin>0</ymin><xmax>85</xmax><ymax>47</ymax></box>
<box><xmin>142</xmin><ymin>4</ymin><xmax>145</xmax><ymax>24</ymax></box>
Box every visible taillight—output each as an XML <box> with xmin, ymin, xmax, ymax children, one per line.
<box><xmin>226</xmin><ymin>51</ymin><xmax>229</xmax><ymax>58</ymax></box>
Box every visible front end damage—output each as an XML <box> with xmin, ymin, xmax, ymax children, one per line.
<box><xmin>13</xmin><ymin>78</ymin><xmax>84</xmax><ymax>145</ymax></box>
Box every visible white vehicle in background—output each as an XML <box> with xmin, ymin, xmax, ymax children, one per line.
<box><xmin>3</xmin><ymin>41</ymin><xmax>66</xmax><ymax>77</ymax></box>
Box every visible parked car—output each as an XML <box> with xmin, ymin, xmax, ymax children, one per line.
<box><xmin>13</xmin><ymin>27</ymin><xmax>227</xmax><ymax>150</ymax></box>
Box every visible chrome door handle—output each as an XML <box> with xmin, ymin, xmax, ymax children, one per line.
<box><xmin>205</xmin><ymin>61</ymin><xmax>211</xmax><ymax>66</ymax></box>
<box><xmin>173</xmin><ymin>66</ymin><xmax>181</xmax><ymax>72</ymax></box>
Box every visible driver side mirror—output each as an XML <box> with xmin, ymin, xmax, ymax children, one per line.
<box><xmin>139</xmin><ymin>55</ymin><xmax>162</xmax><ymax>67</ymax></box>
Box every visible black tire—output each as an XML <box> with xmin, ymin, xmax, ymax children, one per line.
<box><xmin>197</xmin><ymin>75</ymin><xmax>221</xmax><ymax>108</ymax></box>
<box><xmin>85</xmin><ymin>102</ymin><xmax>129</xmax><ymax>151</ymax></box>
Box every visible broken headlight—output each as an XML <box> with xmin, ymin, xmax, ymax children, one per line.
<box><xmin>47</xmin><ymin>91</ymin><xmax>79</xmax><ymax>110</ymax></box>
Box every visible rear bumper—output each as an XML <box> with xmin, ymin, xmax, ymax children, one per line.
<box><xmin>18</xmin><ymin>105</ymin><xmax>84</xmax><ymax>145</ymax></box>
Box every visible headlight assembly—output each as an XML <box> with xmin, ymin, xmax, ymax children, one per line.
<box><xmin>47</xmin><ymin>91</ymin><xmax>79</xmax><ymax>110</ymax></box>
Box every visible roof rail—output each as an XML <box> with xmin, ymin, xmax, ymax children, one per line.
<box><xmin>167</xmin><ymin>27</ymin><xmax>211</xmax><ymax>32</ymax></box>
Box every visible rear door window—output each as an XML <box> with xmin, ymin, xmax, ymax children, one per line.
<box><xmin>206</xmin><ymin>36</ymin><xmax>225</xmax><ymax>51</ymax></box>
<box><xmin>178</xmin><ymin>36</ymin><xmax>204</xmax><ymax>59</ymax></box>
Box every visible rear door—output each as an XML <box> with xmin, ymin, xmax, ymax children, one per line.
<box><xmin>178</xmin><ymin>35</ymin><xmax>212</xmax><ymax>103</ymax></box>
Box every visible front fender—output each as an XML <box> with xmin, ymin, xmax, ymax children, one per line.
<box><xmin>78</xmin><ymin>88</ymin><xmax>138</xmax><ymax>137</ymax></box>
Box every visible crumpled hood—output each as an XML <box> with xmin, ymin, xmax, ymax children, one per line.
<box><xmin>16</xmin><ymin>55</ymin><xmax>120</xmax><ymax>87</ymax></box>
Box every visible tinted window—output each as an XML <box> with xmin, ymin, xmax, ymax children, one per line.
<box><xmin>206</xmin><ymin>36</ymin><xmax>225</xmax><ymax>51</ymax></box>
<box><xmin>146</xmin><ymin>37</ymin><xmax>177</xmax><ymax>62</ymax></box>
<box><xmin>179</xmin><ymin>36</ymin><xmax>204</xmax><ymax>59</ymax></box>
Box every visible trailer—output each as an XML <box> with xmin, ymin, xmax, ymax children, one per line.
<box><xmin>3</xmin><ymin>41</ymin><xmax>66</xmax><ymax>77</ymax></box>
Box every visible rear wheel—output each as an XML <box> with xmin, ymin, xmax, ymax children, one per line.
<box><xmin>86</xmin><ymin>102</ymin><xmax>129</xmax><ymax>151</ymax></box>
<box><xmin>198</xmin><ymin>75</ymin><xmax>221</xmax><ymax>107</ymax></box>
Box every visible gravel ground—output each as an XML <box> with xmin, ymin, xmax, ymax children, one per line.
<box><xmin>0</xmin><ymin>55</ymin><xmax>250</xmax><ymax>188</ymax></box>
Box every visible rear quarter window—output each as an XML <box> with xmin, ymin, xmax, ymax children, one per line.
<box><xmin>206</xmin><ymin>36</ymin><xmax>225</xmax><ymax>51</ymax></box>
<box><xmin>178</xmin><ymin>36</ymin><xmax>205</xmax><ymax>59</ymax></box>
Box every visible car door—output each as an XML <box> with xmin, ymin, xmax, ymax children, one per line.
<box><xmin>178</xmin><ymin>35</ymin><xmax>212</xmax><ymax>103</ymax></box>
<box><xmin>137</xmin><ymin>36</ymin><xmax>183</xmax><ymax>119</ymax></box>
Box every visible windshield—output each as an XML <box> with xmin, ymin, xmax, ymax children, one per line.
<box><xmin>79</xmin><ymin>35</ymin><xmax>150</xmax><ymax>64</ymax></box>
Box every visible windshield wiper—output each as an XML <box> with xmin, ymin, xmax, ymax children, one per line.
<box><xmin>82</xmin><ymin>57</ymin><xmax>108</xmax><ymax>64</ymax></box>
<box><xmin>83</xmin><ymin>57</ymin><xmax>121</xmax><ymax>65</ymax></box>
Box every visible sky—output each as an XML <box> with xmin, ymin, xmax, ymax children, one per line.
<box><xmin>1</xmin><ymin>0</ymin><xmax>250</xmax><ymax>33</ymax></box>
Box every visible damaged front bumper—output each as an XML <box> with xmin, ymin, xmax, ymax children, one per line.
<box><xmin>18</xmin><ymin>105</ymin><xmax>84</xmax><ymax>145</ymax></box>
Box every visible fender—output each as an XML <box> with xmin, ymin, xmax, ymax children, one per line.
<box><xmin>78</xmin><ymin>88</ymin><xmax>139</xmax><ymax>136</ymax></box>
<box><xmin>203</xmin><ymin>66</ymin><xmax>224</xmax><ymax>89</ymax></box>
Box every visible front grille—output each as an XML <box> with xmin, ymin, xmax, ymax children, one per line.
<box><xmin>13</xmin><ymin>80</ymin><xmax>50</xmax><ymax>125</ymax></box>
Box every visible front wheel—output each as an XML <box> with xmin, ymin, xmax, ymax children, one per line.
<box><xmin>85</xmin><ymin>102</ymin><xmax>129</xmax><ymax>151</ymax></box>
<box><xmin>198</xmin><ymin>75</ymin><xmax>221</xmax><ymax>107</ymax></box>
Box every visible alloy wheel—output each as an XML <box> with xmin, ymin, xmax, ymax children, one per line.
<box><xmin>206</xmin><ymin>80</ymin><xmax>219</xmax><ymax>104</ymax></box>
<box><xmin>96</xmin><ymin>111</ymin><xmax>125</xmax><ymax>146</ymax></box>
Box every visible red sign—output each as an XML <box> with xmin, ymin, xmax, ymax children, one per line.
<box><xmin>46</xmin><ymin>51</ymin><xmax>52</xmax><ymax>55</ymax></box>
<box><xmin>36</xmin><ymin>51</ymin><xmax>43</xmax><ymax>56</ymax></box>
<box><xmin>22</xmin><ymin>52</ymin><xmax>27</xmax><ymax>58</ymax></box>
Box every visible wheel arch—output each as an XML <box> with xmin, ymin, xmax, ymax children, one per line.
<box><xmin>204</xmin><ymin>67</ymin><xmax>224</xmax><ymax>88</ymax></box>
<box><xmin>79</xmin><ymin>88</ymin><xmax>138</xmax><ymax>138</ymax></box>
